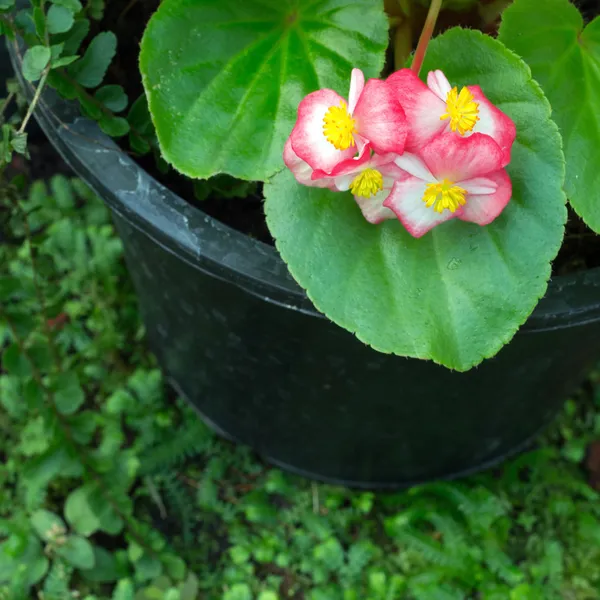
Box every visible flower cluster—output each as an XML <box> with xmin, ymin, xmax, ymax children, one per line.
<box><xmin>284</xmin><ymin>68</ymin><xmax>516</xmax><ymax>237</ymax></box>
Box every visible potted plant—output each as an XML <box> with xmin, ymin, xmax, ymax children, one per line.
<box><xmin>4</xmin><ymin>0</ymin><xmax>600</xmax><ymax>487</ymax></box>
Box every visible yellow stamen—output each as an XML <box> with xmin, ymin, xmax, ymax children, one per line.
<box><xmin>440</xmin><ymin>86</ymin><xmax>479</xmax><ymax>136</ymax></box>
<box><xmin>350</xmin><ymin>168</ymin><xmax>384</xmax><ymax>199</ymax></box>
<box><xmin>323</xmin><ymin>101</ymin><xmax>356</xmax><ymax>150</ymax></box>
<box><xmin>422</xmin><ymin>179</ymin><xmax>467</xmax><ymax>214</ymax></box>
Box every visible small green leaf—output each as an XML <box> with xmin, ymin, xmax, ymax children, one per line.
<box><xmin>68</xmin><ymin>31</ymin><xmax>116</xmax><ymax>87</ymax></box>
<box><xmin>95</xmin><ymin>84</ymin><xmax>128</xmax><ymax>112</ymax></box>
<box><xmin>0</xmin><ymin>0</ymin><xmax>15</xmax><ymax>10</ymax></box>
<box><xmin>10</xmin><ymin>132</ymin><xmax>28</xmax><ymax>156</ymax></box>
<box><xmin>60</xmin><ymin>18</ymin><xmax>89</xmax><ymax>55</ymax></box>
<box><xmin>50</xmin><ymin>0</ymin><xmax>82</xmax><ymax>12</ymax></box>
<box><xmin>47</xmin><ymin>4</ymin><xmax>74</xmax><ymax>34</ymax></box>
<box><xmin>56</xmin><ymin>535</ymin><xmax>95</xmax><ymax>569</ymax></box>
<box><xmin>99</xmin><ymin>114</ymin><xmax>130</xmax><ymax>137</ymax></box>
<box><xmin>140</xmin><ymin>0</ymin><xmax>388</xmax><ymax>181</ymax></box>
<box><xmin>52</xmin><ymin>371</ymin><xmax>85</xmax><ymax>415</ymax></box>
<box><xmin>22</xmin><ymin>45</ymin><xmax>51</xmax><ymax>82</ymax></box>
<box><xmin>50</xmin><ymin>174</ymin><xmax>75</xmax><ymax>208</ymax></box>
<box><xmin>264</xmin><ymin>29</ymin><xmax>566</xmax><ymax>370</ymax></box>
<box><xmin>30</xmin><ymin>510</ymin><xmax>66</xmax><ymax>541</ymax></box>
<box><xmin>179</xmin><ymin>573</ymin><xmax>199</xmax><ymax>600</ymax></box>
<box><xmin>80</xmin><ymin>547</ymin><xmax>121</xmax><ymax>582</ymax></box>
<box><xmin>51</xmin><ymin>54</ymin><xmax>79</xmax><ymax>68</ymax></box>
<box><xmin>0</xmin><ymin>535</ymin><xmax>48</xmax><ymax>586</ymax></box>
<box><xmin>499</xmin><ymin>0</ymin><xmax>600</xmax><ymax>232</ymax></box>
<box><xmin>134</xmin><ymin>554</ymin><xmax>162</xmax><ymax>582</ymax></box>
<box><xmin>1</xmin><ymin>343</ymin><xmax>31</xmax><ymax>377</ymax></box>
<box><xmin>224</xmin><ymin>584</ymin><xmax>253</xmax><ymax>600</ymax></box>
<box><xmin>112</xmin><ymin>579</ymin><xmax>134</xmax><ymax>600</ymax></box>
<box><xmin>65</xmin><ymin>484</ymin><xmax>123</xmax><ymax>536</ymax></box>
<box><xmin>33</xmin><ymin>6</ymin><xmax>46</xmax><ymax>38</ymax></box>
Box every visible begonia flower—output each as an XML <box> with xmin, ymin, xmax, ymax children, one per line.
<box><xmin>387</xmin><ymin>68</ymin><xmax>516</xmax><ymax>166</ymax></box>
<box><xmin>289</xmin><ymin>69</ymin><xmax>408</xmax><ymax>174</ymax></box>
<box><xmin>384</xmin><ymin>133</ymin><xmax>512</xmax><ymax>237</ymax></box>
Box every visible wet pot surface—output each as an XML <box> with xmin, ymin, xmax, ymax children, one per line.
<box><xmin>14</xmin><ymin>45</ymin><xmax>600</xmax><ymax>488</ymax></box>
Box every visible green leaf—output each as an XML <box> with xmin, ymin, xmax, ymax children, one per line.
<box><xmin>224</xmin><ymin>584</ymin><xmax>253</xmax><ymax>600</ymax></box>
<box><xmin>50</xmin><ymin>0</ymin><xmax>83</xmax><ymax>12</ymax></box>
<box><xmin>99</xmin><ymin>114</ymin><xmax>130</xmax><ymax>137</ymax></box>
<box><xmin>65</xmin><ymin>484</ymin><xmax>123</xmax><ymax>536</ymax></box>
<box><xmin>264</xmin><ymin>29</ymin><xmax>566</xmax><ymax>370</ymax></box>
<box><xmin>50</xmin><ymin>174</ymin><xmax>76</xmax><ymax>208</ymax></box>
<box><xmin>59</xmin><ymin>18</ymin><xmax>89</xmax><ymax>55</ymax></box>
<box><xmin>140</xmin><ymin>0</ymin><xmax>388</xmax><ymax>181</ymax></box>
<box><xmin>134</xmin><ymin>554</ymin><xmax>162</xmax><ymax>582</ymax></box>
<box><xmin>47</xmin><ymin>4</ymin><xmax>74</xmax><ymax>34</ymax></box>
<box><xmin>52</xmin><ymin>372</ymin><xmax>85</xmax><ymax>415</ymax></box>
<box><xmin>56</xmin><ymin>535</ymin><xmax>95</xmax><ymax>569</ymax></box>
<box><xmin>1</xmin><ymin>343</ymin><xmax>31</xmax><ymax>377</ymax></box>
<box><xmin>10</xmin><ymin>132</ymin><xmax>28</xmax><ymax>156</ymax></box>
<box><xmin>498</xmin><ymin>0</ymin><xmax>600</xmax><ymax>232</ymax></box>
<box><xmin>81</xmin><ymin>547</ymin><xmax>121</xmax><ymax>582</ymax></box>
<box><xmin>68</xmin><ymin>31</ymin><xmax>116</xmax><ymax>87</ymax></box>
<box><xmin>95</xmin><ymin>84</ymin><xmax>128</xmax><ymax>112</ymax></box>
<box><xmin>30</xmin><ymin>509</ymin><xmax>66</xmax><ymax>541</ymax></box>
<box><xmin>22</xmin><ymin>45</ymin><xmax>51</xmax><ymax>82</ymax></box>
<box><xmin>33</xmin><ymin>6</ymin><xmax>46</xmax><ymax>39</ymax></box>
<box><xmin>112</xmin><ymin>579</ymin><xmax>134</xmax><ymax>600</ymax></box>
<box><xmin>51</xmin><ymin>54</ymin><xmax>79</xmax><ymax>68</ymax></box>
<box><xmin>0</xmin><ymin>535</ymin><xmax>48</xmax><ymax>586</ymax></box>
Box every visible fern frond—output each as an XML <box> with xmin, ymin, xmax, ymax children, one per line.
<box><xmin>139</xmin><ymin>420</ymin><xmax>212</xmax><ymax>476</ymax></box>
<box><xmin>396</xmin><ymin>529</ymin><xmax>466</xmax><ymax>573</ymax></box>
<box><xmin>159</xmin><ymin>472</ymin><xmax>194</xmax><ymax>546</ymax></box>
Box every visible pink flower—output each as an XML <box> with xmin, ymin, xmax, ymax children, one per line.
<box><xmin>384</xmin><ymin>133</ymin><xmax>512</xmax><ymax>237</ymax></box>
<box><xmin>288</xmin><ymin>69</ymin><xmax>408</xmax><ymax>175</ymax></box>
<box><xmin>387</xmin><ymin>68</ymin><xmax>516</xmax><ymax>166</ymax></box>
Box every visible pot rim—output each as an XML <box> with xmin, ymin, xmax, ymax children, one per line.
<box><xmin>10</xmin><ymin>39</ymin><xmax>600</xmax><ymax>332</ymax></box>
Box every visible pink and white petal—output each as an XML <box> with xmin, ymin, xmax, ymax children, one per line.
<box><xmin>458</xmin><ymin>169</ymin><xmax>512</xmax><ymax>226</ymax></box>
<box><xmin>458</xmin><ymin>176</ymin><xmax>498</xmax><ymax>195</ymax></box>
<box><xmin>348</xmin><ymin>68</ymin><xmax>365</xmax><ymax>114</ymax></box>
<box><xmin>469</xmin><ymin>86</ymin><xmax>516</xmax><ymax>167</ymax></box>
<box><xmin>378</xmin><ymin>160</ymin><xmax>408</xmax><ymax>181</ymax></box>
<box><xmin>386</xmin><ymin>69</ymin><xmax>446</xmax><ymax>151</ymax></box>
<box><xmin>420</xmin><ymin>133</ymin><xmax>505</xmax><ymax>183</ymax></box>
<box><xmin>354</xmin><ymin>133</ymin><xmax>369</xmax><ymax>154</ymax></box>
<box><xmin>312</xmin><ymin>142</ymin><xmax>372</xmax><ymax>181</ymax></box>
<box><xmin>290</xmin><ymin>89</ymin><xmax>356</xmax><ymax>173</ymax></box>
<box><xmin>427</xmin><ymin>70</ymin><xmax>452</xmax><ymax>102</ymax></box>
<box><xmin>283</xmin><ymin>138</ymin><xmax>335</xmax><ymax>188</ymax></box>
<box><xmin>353</xmin><ymin>79</ymin><xmax>407</xmax><ymax>155</ymax></box>
<box><xmin>383</xmin><ymin>176</ymin><xmax>456</xmax><ymax>238</ymax></box>
<box><xmin>355</xmin><ymin>188</ymin><xmax>396</xmax><ymax>224</ymax></box>
<box><xmin>394</xmin><ymin>152</ymin><xmax>435</xmax><ymax>182</ymax></box>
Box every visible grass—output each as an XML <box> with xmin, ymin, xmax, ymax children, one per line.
<box><xmin>2</xmin><ymin>174</ymin><xmax>600</xmax><ymax>600</ymax></box>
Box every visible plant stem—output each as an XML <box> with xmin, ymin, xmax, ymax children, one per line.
<box><xmin>18</xmin><ymin>67</ymin><xmax>49</xmax><ymax>135</ymax></box>
<box><xmin>0</xmin><ymin>92</ymin><xmax>15</xmax><ymax>121</ymax></box>
<box><xmin>411</xmin><ymin>0</ymin><xmax>443</xmax><ymax>76</ymax></box>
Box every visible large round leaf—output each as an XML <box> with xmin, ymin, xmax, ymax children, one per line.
<box><xmin>139</xmin><ymin>0</ymin><xmax>388</xmax><ymax>181</ymax></box>
<box><xmin>265</xmin><ymin>29</ymin><xmax>566</xmax><ymax>371</ymax></box>
<box><xmin>499</xmin><ymin>0</ymin><xmax>600</xmax><ymax>232</ymax></box>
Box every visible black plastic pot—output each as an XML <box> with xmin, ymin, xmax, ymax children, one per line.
<box><xmin>12</xmin><ymin>45</ymin><xmax>600</xmax><ymax>489</ymax></box>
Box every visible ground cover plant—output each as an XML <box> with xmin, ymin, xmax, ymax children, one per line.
<box><xmin>2</xmin><ymin>170</ymin><xmax>600</xmax><ymax>599</ymax></box>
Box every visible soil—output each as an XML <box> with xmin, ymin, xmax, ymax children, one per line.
<box><xmin>96</xmin><ymin>0</ymin><xmax>600</xmax><ymax>274</ymax></box>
